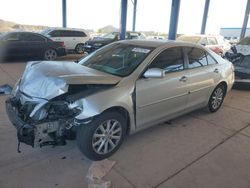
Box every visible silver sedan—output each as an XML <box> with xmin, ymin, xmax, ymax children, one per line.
<box><xmin>6</xmin><ymin>40</ymin><xmax>234</xmax><ymax>160</ymax></box>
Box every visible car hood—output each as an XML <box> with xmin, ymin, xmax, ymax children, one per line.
<box><xmin>18</xmin><ymin>61</ymin><xmax>121</xmax><ymax>99</ymax></box>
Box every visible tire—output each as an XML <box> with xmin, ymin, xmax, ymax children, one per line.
<box><xmin>207</xmin><ymin>84</ymin><xmax>226</xmax><ymax>113</ymax></box>
<box><xmin>76</xmin><ymin>111</ymin><xmax>126</xmax><ymax>161</ymax></box>
<box><xmin>75</xmin><ymin>43</ymin><xmax>85</xmax><ymax>54</ymax></box>
<box><xmin>44</xmin><ymin>49</ymin><xmax>57</xmax><ymax>60</ymax></box>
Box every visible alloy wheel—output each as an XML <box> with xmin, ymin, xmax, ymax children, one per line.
<box><xmin>92</xmin><ymin>119</ymin><xmax>122</xmax><ymax>155</ymax></box>
<box><xmin>44</xmin><ymin>49</ymin><xmax>57</xmax><ymax>60</ymax></box>
<box><xmin>211</xmin><ymin>87</ymin><xmax>224</xmax><ymax>110</ymax></box>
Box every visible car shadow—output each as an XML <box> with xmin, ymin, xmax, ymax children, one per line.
<box><xmin>0</xmin><ymin>56</ymin><xmax>44</xmax><ymax>63</ymax></box>
<box><xmin>233</xmin><ymin>83</ymin><xmax>250</xmax><ymax>91</ymax></box>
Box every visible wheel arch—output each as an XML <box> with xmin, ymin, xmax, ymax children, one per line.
<box><xmin>217</xmin><ymin>81</ymin><xmax>228</xmax><ymax>95</ymax></box>
<box><xmin>102</xmin><ymin>106</ymin><xmax>131</xmax><ymax>135</ymax></box>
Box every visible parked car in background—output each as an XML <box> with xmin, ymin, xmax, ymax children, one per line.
<box><xmin>233</xmin><ymin>55</ymin><xmax>250</xmax><ymax>85</ymax></box>
<box><xmin>0</xmin><ymin>31</ymin><xmax>66</xmax><ymax>60</ymax></box>
<box><xmin>177</xmin><ymin>34</ymin><xmax>230</xmax><ymax>56</ymax></box>
<box><xmin>84</xmin><ymin>31</ymin><xmax>146</xmax><ymax>53</ymax></box>
<box><xmin>225</xmin><ymin>36</ymin><xmax>250</xmax><ymax>85</ymax></box>
<box><xmin>41</xmin><ymin>28</ymin><xmax>89</xmax><ymax>54</ymax></box>
<box><xmin>6</xmin><ymin>40</ymin><xmax>234</xmax><ymax>160</ymax></box>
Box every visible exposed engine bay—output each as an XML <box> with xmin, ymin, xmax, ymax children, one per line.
<box><xmin>5</xmin><ymin>61</ymin><xmax>119</xmax><ymax>150</ymax></box>
<box><xmin>6</xmin><ymin>84</ymin><xmax>112</xmax><ymax>149</ymax></box>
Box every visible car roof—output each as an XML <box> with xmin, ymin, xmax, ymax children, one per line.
<box><xmin>6</xmin><ymin>31</ymin><xmax>44</xmax><ymax>36</ymax></box>
<box><xmin>179</xmin><ymin>34</ymin><xmax>221</xmax><ymax>38</ymax></box>
<box><xmin>43</xmin><ymin>27</ymin><xmax>87</xmax><ymax>32</ymax></box>
<box><xmin>119</xmin><ymin>39</ymin><xmax>204</xmax><ymax>48</ymax></box>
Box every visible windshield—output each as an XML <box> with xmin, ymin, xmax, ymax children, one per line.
<box><xmin>102</xmin><ymin>32</ymin><xmax>117</xmax><ymax>39</ymax></box>
<box><xmin>79</xmin><ymin>43</ymin><xmax>154</xmax><ymax>77</ymax></box>
<box><xmin>177</xmin><ymin>36</ymin><xmax>201</xmax><ymax>43</ymax></box>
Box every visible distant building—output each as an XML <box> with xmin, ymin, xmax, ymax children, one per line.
<box><xmin>220</xmin><ymin>27</ymin><xmax>250</xmax><ymax>39</ymax></box>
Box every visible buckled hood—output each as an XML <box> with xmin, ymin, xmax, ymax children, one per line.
<box><xmin>18</xmin><ymin>61</ymin><xmax>121</xmax><ymax>99</ymax></box>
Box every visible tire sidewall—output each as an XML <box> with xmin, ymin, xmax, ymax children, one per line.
<box><xmin>76</xmin><ymin>111</ymin><xmax>126</xmax><ymax>161</ymax></box>
<box><xmin>208</xmin><ymin>84</ymin><xmax>226</xmax><ymax>113</ymax></box>
<box><xmin>44</xmin><ymin>49</ymin><xmax>57</xmax><ymax>60</ymax></box>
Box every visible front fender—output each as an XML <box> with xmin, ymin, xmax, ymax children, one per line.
<box><xmin>75</xmin><ymin>85</ymin><xmax>136</xmax><ymax>133</ymax></box>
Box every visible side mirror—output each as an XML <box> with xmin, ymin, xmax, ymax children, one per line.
<box><xmin>144</xmin><ymin>68</ymin><xmax>165</xmax><ymax>78</ymax></box>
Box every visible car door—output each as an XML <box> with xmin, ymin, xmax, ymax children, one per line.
<box><xmin>184</xmin><ymin>46</ymin><xmax>221</xmax><ymax>110</ymax></box>
<box><xmin>1</xmin><ymin>33</ymin><xmax>26</xmax><ymax>58</ymax></box>
<box><xmin>21</xmin><ymin>33</ymin><xmax>47</xmax><ymax>58</ymax></box>
<box><xmin>135</xmin><ymin>47</ymin><xmax>189</xmax><ymax>128</ymax></box>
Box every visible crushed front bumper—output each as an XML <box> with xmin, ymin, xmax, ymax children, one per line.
<box><xmin>5</xmin><ymin>98</ymin><xmax>35</xmax><ymax>147</ymax></box>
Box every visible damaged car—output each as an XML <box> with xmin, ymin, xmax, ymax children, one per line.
<box><xmin>225</xmin><ymin>36</ymin><xmax>250</xmax><ymax>85</ymax></box>
<box><xmin>6</xmin><ymin>40</ymin><xmax>234</xmax><ymax>160</ymax></box>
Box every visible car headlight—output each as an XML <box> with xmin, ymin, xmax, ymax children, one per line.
<box><xmin>11</xmin><ymin>79</ymin><xmax>21</xmax><ymax>96</ymax></box>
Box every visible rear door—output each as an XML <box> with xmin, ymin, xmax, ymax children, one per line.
<box><xmin>184</xmin><ymin>46</ymin><xmax>221</xmax><ymax>109</ymax></box>
<box><xmin>21</xmin><ymin>33</ymin><xmax>47</xmax><ymax>58</ymax></box>
<box><xmin>135</xmin><ymin>47</ymin><xmax>189</xmax><ymax>128</ymax></box>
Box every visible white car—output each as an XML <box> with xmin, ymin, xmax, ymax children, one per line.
<box><xmin>41</xmin><ymin>28</ymin><xmax>89</xmax><ymax>54</ymax></box>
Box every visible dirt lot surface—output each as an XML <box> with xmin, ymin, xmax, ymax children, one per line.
<box><xmin>0</xmin><ymin>55</ymin><xmax>250</xmax><ymax>188</ymax></box>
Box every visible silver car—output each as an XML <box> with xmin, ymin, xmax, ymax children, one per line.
<box><xmin>6</xmin><ymin>40</ymin><xmax>234</xmax><ymax>160</ymax></box>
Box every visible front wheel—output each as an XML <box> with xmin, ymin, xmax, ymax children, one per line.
<box><xmin>207</xmin><ymin>84</ymin><xmax>226</xmax><ymax>113</ymax></box>
<box><xmin>44</xmin><ymin>49</ymin><xmax>57</xmax><ymax>60</ymax></box>
<box><xmin>76</xmin><ymin>111</ymin><xmax>126</xmax><ymax>161</ymax></box>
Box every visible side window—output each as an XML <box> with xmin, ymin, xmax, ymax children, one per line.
<box><xmin>49</xmin><ymin>30</ymin><xmax>61</xmax><ymax>37</ymax></box>
<box><xmin>149</xmin><ymin>47</ymin><xmax>184</xmax><ymax>73</ymax></box>
<box><xmin>74</xmin><ymin>31</ymin><xmax>87</xmax><ymax>37</ymax></box>
<box><xmin>207</xmin><ymin>53</ymin><xmax>218</xmax><ymax>65</ymax></box>
<box><xmin>4</xmin><ymin>33</ymin><xmax>20</xmax><ymax>41</ymax></box>
<box><xmin>60</xmin><ymin>30</ymin><xmax>71</xmax><ymax>37</ymax></box>
<box><xmin>22</xmin><ymin>33</ymin><xmax>45</xmax><ymax>42</ymax></box>
<box><xmin>207</xmin><ymin>37</ymin><xmax>218</xmax><ymax>45</ymax></box>
<box><xmin>185</xmin><ymin>47</ymin><xmax>208</xmax><ymax>68</ymax></box>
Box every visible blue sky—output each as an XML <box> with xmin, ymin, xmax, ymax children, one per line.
<box><xmin>0</xmin><ymin>0</ymin><xmax>248</xmax><ymax>34</ymax></box>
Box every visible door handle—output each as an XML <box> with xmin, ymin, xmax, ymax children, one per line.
<box><xmin>214</xmin><ymin>68</ymin><xmax>219</xmax><ymax>73</ymax></box>
<box><xmin>179</xmin><ymin>76</ymin><xmax>188</xmax><ymax>82</ymax></box>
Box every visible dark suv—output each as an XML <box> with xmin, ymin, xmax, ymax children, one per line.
<box><xmin>84</xmin><ymin>31</ymin><xmax>146</xmax><ymax>53</ymax></box>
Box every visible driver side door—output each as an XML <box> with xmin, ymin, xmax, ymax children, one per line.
<box><xmin>135</xmin><ymin>47</ymin><xmax>190</xmax><ymax>128</ymax></box>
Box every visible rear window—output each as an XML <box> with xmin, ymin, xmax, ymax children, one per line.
<box><xmin>21</xmin><ymin>33</ymin><xmax>46</xmax><ymax>42</ymax></box>
<box><xmin>185</xmin><ymin>47</ymin><xmax>208</xmax><ymax>68</ymax></box>
<box><xmin>49</xmin><ymin>30</ymin><xmax>87</xmax><ymax>37</ymax></box>
<box><xmin>207</xmin><ymin>37</ymin><xmax>218</xmax><ymax>45</ymax></box>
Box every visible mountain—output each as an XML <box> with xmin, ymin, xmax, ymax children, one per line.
<box><xmin>0</xmin><ymin>19</ymin><xmax>47</xmax><ymax>32</ymax></box>
<box><xmin>98</xmin><ymin>25</ymin><xmax>119</xmax><ymax>33</ymax></box>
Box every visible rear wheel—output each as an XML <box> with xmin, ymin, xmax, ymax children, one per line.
<box><xmin>76</xmin><ymin>111</ymin><xmax>126</xmax><ymax>161</ymax></box>
<box><xmin>44</xmin><ymin>49</ymin><xmax>57</xmax><ymax>60</ymax></box>
<box><xmin>75</xmin><ymin>43</ymin><xmax>85</xmax><ymax>54</ymax></box>
<box><xmin>207</xmin><ymin>84</ymin><xmax>226</xmax><ymax>113</ymax></box>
